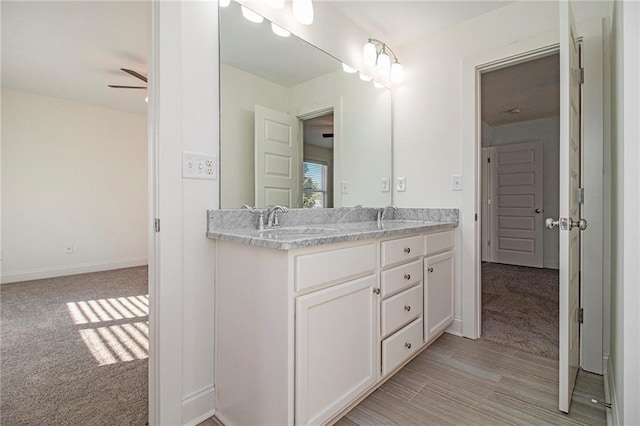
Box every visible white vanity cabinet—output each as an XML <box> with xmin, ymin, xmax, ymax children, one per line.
<box><xmin>424</xmin><ymin>231</ymin><xmax>455</xmax><ymax>342</ymax></box>
<box><xmin>214</xmin><ymin>228</ymin><xmax>455</xmax><ymax>426</ymax></box>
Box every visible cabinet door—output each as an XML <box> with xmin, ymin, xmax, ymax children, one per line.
<box><xmin>296</xmin><ymin>275</ymin><xmax>377</xmax><ymax>426</ymax></box>
<box><xmin>424</xmin><ymin>251</ymin><xmax>454</xmax><ymax>342</ymax></box>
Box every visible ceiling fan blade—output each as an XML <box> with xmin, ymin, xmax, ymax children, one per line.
<box><xmin>108</xmin><ymin>85</ymin><xmax>147</xmax><ymax>89</ymax></box>
<box><xmin>121</xmin><ymin>68</ymin><xmax>148</xmax><ymax>83</ymax></box>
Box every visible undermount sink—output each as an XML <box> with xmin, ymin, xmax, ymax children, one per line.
<box><xmin>257</xmin><ymin>227</ymin><xmax>338</xmax><ymax>238</ymax></box>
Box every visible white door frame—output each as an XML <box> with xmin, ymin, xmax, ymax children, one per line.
<box><xmin>461</xmin><ymin>23</ymin><xmax>605</xmax><ymax>375</ymax></box>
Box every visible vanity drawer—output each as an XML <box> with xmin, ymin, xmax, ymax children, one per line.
<box><xmin>380</xmin><ymin>259</ymin><xmax>423</xmax><ymax>298</ymax></box>
<box><xmin>425</xmin><ymin>230</ymin><xmax>454</xmax><ymax>256</ymax></box>
<box><xmin>381</xmin><ymin>283</ymin><xmax>423</xmax><ymax>338</ymax></box>
<box><xmin>381</xmin><ymin>235</ymin><xmax>425</xmax><ymax>268</ymax></box>
<box><xmin>295</xmin><ymin>243</ymin><xmax>376</xmax><ymax>292</ymax></box>
<box><xmin>381</xmin><ymin>317</ymin><xmax>423</xmax><ymax>376</ymax></box>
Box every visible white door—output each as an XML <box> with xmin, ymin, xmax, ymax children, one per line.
<box><xmin>490</xmin><ymin>141</ymin><xmax>544</xmax><ymax>267</ymax></box>
<box><xmin>554</xmin><ymin>0</ymin><xmax>583</xmax><ymax>413</ymax></box>
<box><xmin>295</xmin><ymin>275</ymin><xmax>377</xmax><ymax>425</ymax></box>
<box><xmin>254</xmin><ymin>105</ymin><xmax>300</xmax><ymax>208</ymax></box>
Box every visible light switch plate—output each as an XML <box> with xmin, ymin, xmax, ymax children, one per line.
<box><xmin>452</xmin><ymin>174</ymin><xmax>462</xmax><ymax>191</ymax></box>
<box><xmin>397</xmin><ymin>177</ymin><xmax>406</xmax><ymax>192</ymax></box>
<box><xmin>182</xmin><ymin>152</ymin><xmax>217</xmax><ymax>180</ymax></box>
<box><xmin>381</xmin><ymin>177</ymin><xmax>390</xmax><ymax>192</ymax></box>
<box><xmin>341</xmin><ymin>181</ymin><xmax>348</xmax><ymax>194</ymax></box>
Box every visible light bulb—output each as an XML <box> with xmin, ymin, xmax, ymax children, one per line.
<box><xmin>145</xmin><ymin>96</ymin><xmax>149</xmax><ymax>103</ymax></box>
<box><xmin>265</xmin><ymin>0</ymin><xmax>285</xmax><ymax>8</ymax></box>
<box><xmin>342</xmin><ymin>63</ymin><xmax>357</xmax><ymax>73</ymax></box>
<box><xmin>390</xmin><ymin>61</ymin><xmax>404</xmax><ymax>83</ymax></box>
<box><xmin>377</xmin><ymin>51</ymin><xmax>391</xmax><ymax>75</ymax></box>
<box><xmin>219</xmin><ymin>0</ymin><xmax>230</xmax><ymax>7</ymax></box>
<box><xmin>358</xmin><ymin>72</ymin><xmax>372</xmax><ymax>82</ymax></box>
<box><xmin>373</xmin><ymin>81</ymin><xmax>385</xmax><ymax>89</ymax></box>
<box><xmin>271</xmin><ymin>23</ymin><xmax>290</xmax><ymax>37</ymax></box>
<box><xmin>241</xmin><ymin>6</ymin><xmax>264</xmax><ymax>23</ymax></box>
<box><xmin>363</xmin><ymin>41</ymin><xmax>377</xmax><ymax>67</ymax></box>
<box><xmin>292</xmin><ymin>0</ymin><xmax>314</xmax><ymax>25</ymax></box>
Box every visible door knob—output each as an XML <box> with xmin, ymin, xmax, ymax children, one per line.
<box><xmin>571</xmin><ymin>218</ymin><xmax>588</xmax><ymax>230</ymax></box>
<box><xmin>546</xmin><ymin>217</ymin><xmax>588</xmax><ymax>231</ymax></box>
<box><xmin>535</xmin><ymin>208</ymin><xmax>542</xmax><ymax>213</ymax></box>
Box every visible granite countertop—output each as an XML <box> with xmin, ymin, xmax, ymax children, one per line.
<box><xmin>206</xmin><ymin>207</ymin><xmax>458</xmax><ymax>250</ymax></box>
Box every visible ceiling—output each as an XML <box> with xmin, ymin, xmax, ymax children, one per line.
<box><xmin>481</xmin><ymin>54</ymin><xmax>560</xmax><ymax>127</ymax></box>
<box><xmin>304</xmin><ymin>113</ymin><xmax>334</xmax><ymax>150</ymax></box>
<box><xmin>2</xmin><ymin>0</ymin><xmax>517</xmax><ymax>115</ymax></box>
<box><xmin>2</xmin><ymin>1</ymin><xmax>148</xmax><ymax>114</ymax></box>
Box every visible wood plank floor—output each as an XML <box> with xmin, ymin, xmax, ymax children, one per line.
<box><xmin>201</xmin><ymin>334</ymin><xmax>606</xmax><ymax>426</ymax></box>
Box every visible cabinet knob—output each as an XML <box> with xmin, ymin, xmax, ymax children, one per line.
<box><xmin>373</xmin><ymin>288</ymin><xmax>381</xmax><ymax>295</ymax></box>
<box><xmin>405</xmin><ymin>342</ymin><xmax>412</xmax><ymax>349</ymax></box>
<box><xmin>404</xmin><ymin>247</ymin><xmax>411</xmax><ymax>254</ymax></box>
<box><xmin>428</xmin><ymin>267</ymin><xmax>434</xmax><ymax>273</ymax></box>
<box><xmin>404</xmin><ymin>273</ymin><xmax>411</xmax><ymax>280</ymax></box>
<box><xmin>404</xmin><ymin>305</ymin><xmax>411</xmax><ymax>312</ymax></box>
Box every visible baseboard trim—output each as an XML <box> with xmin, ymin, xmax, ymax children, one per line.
<box><xmin>182</xmin><ymin>385</ymin><xmax>215</xmax><ymax>426</ymax></box>
<box><xmin>544</xmin><ymin>260</ymin><xmax>559</xmax><ymax>270</ymax></box>
<box><xmin>445</xmin><ymin>317</ymin><xmax>463</xmax><ymax>336</ymax></box>
<box><xmin>0</xmin><ymin>257</ymin><xmax>148</xmax><ymax>284</ymax></box>
<box><xmin>604</xmin><ymin>355</ymin><xmax>619</xmax><ymax>426</ymax></box>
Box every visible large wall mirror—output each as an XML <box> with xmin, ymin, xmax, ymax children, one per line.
<box><xmin>219</xmin><ymin>1</ymin><xmax>393</xmax><ymax>209</ymax></box>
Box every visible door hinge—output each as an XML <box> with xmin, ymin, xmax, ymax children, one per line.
<box><xmin>577</xmin><ymin>187</ymin><xmax>585</xmax><ymax>204</ymax></box>
<box><xmin>576</xmin><ymin>67</ymin><xmax>585</xmax><ymax>84</ymax></box>
<box><xmin>475</xmin><ymin>213</ymin><xmax>478</xmax><ymax>221</ymax></box>
<box><xmin>578</xmin><ymin>308</ymin><xmax>584</xmax><ymax>324</ymax></box>
<box><xmin>487</xmin><ymin>157</ymin><xmax>491</xmax><ymax>163</ymax></box>
<box><xmin>154</xmin><ymin>218</ymin><xmax>160</xmax><ymax>233</ymax></box>
<box><xmin>488</xmin><ymin>240</ymin><xmax>491</xmax><ymax>246</ymax></box>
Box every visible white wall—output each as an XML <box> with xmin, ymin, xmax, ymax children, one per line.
<box><xmin>483</xmin><ymin>116</ymin><xmax>560</xmax><ymax>269</ymax></box>
<box><xmin>150</xmin><ymin>1</ymin><xmax>218</xmax><ymax>424</ymax></box>
<box><xmin>1</xmin><ymin>88</ymin><xmax>147</xmax><ymax>283</ymax></box>
<box><xmin>220</xmin><ymin>64</ymin><xmax>292</xmax><ymax>208</ymax></box>
<box><xmin>292</xmin><ymin>70</ymin><xmax>392</xmax><ymax>208</ymax></box>
<box><xmin>609</xmin><ymin>0</ymin><xmax>640</xmax><ymax>423</ymax></box>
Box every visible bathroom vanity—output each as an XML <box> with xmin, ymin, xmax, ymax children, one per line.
<box><xmin>208</xmin><ymin>208</ymin><xmax>457</xmax><ymax>426</ymax></box>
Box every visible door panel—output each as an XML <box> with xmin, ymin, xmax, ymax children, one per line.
<box><xmin>490</xmin><ymin>141</ymin><xmax>544</xmax><ymax>267</ymax></box>
<box><xmin>558</xmin><ymin>0</ymin><xmax>581</xmax><ymax>413</ymax></box>
<box><xmin>255</xmin><ymin>105</ymin><xmax>300</xmax><ymax>208</ymax></box>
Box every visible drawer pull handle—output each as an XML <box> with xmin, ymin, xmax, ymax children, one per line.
<box><xmin>404</xmin><ymin>247</ymin><xmax>411</xmax><ymax>254</ymax></box>
<box><xmin>373</xmin><ymin>288</ymin><xmax>381</xmax><ymax>295</ymax></box>
<box><xmin>404</xmin><ymin>305</ymin><xmax>411</xmax><ymax>312</ymax></box>
<box><xmin>404</xmin><ymin>273</ymin><xmax>411</xmax><ymax>280</ymax></box>
<box><xmin>428</xmin><ymin>267</ymin><xmax>434</xmax><ymax>273</ymax></box>
<box><xmin>405</xmin><ymin>342</ymin><xmax>412</xmax><ymax>349</ymax></box>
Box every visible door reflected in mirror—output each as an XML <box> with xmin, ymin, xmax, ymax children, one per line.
<box><xmin>219</xmin><ymin>1</ymin><xmax>392</xmax><ymax>209</ymax></box>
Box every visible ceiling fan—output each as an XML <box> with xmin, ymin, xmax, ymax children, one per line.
<box><xmin>108</xmin><ymin>68</ymin><xmax>147</xmax><ymax>90</ymax></box>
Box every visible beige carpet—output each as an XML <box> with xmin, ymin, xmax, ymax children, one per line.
<box><xmin>481</xmin><ymin>262</ymin><xmax>559</xmax><ymax>359</ymax></box>
<box><xmin>1</xmin><ymin>266</ymin><xmax>149</xmax><ymax>425</ymax></box>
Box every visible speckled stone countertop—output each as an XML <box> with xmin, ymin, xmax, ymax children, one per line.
<box><xmin>207</xmin><ymin>207</ymin><xmax>458</xmax><ymax>250</ymax></box>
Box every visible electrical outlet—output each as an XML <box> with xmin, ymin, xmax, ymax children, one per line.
<box><xmin>452</xmin><ymin>174</ymin><xmax>463</xmax><ymax>191</ymax></box>
<box><xmin>341</xmin><ymin>181</ymin><xmax>348</xmax><ymax>194</ymax></box>
<box><xmin>182</xmin><ymin>152</ymin><xmax>217</xmax><ymax>180</ymax></box>
<box><xmin>381</xmin><ymin>177</ymin><xmax>390</xmax><ymax>192</ymax></box>
<box><xmin>64</xmin><ymin>243</ymin><xmax>74</xmax><ymax>254</ymax></box>
<box><xmin>397</xmin><ymin>177</ymin><xmax>406</xmax><ymax>192</ymax></box>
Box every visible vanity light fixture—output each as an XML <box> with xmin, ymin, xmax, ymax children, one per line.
<box><xmin>358</xmin><ymin>72</ymin><xmax>372</xmax><ymax>82</ymax></box>
<box><xmin>342</xmin><ymin>63</ymin><xmax>357</xmax><ymax>73</ymax></box>
<box><xmin>271</xmin><ymin>23</ymin><xmax>291</xmax><ymax>37</ymax></box>
<box><xmin>363</xmin><ymin>38</ymin><xmax>403</xmax><ymax>83</ymax></box>
<box><xmin>241</xmin><ymin>5</ymin><xmax>264</xmax><ymax>23</ymax></box>
<box><xmin>292</xmin><ymin>0</ymin><xmax>314</xmax><ymax>25</ymax></box>
<box><xmin>219</xmin><ymin>0</ymin><xmax>230</xmax><ymax>7</ymax></box>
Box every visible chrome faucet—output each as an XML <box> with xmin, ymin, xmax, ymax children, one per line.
<box><xmin>267</xmin><ymin>205</ymin><xmax>289</xmax><ymax>228</ymax></box>
<box><xmin>377</xmin><ymin>205</ymin><xmax>398</xmax><ymax>227</ymax></box>
<box><xmin>242</xmin><ymin>205</ymin><xmax>266</xmax><ymax>231</ymax></box>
